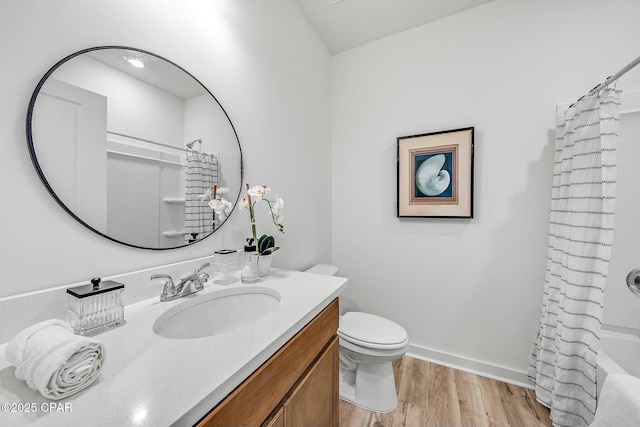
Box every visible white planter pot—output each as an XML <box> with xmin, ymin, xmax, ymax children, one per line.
<box><xmin>258</xmin><ymin>254</ymin><xmax>272</xmax><ymax>277</ymax></box>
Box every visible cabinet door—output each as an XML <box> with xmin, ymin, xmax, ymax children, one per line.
<box><xmin>263</xmin><ymin>407</ymin><xmax>284</xmax><ymax>427</ymax></box>
<box><xmin>284</xmin><ymin>337</ymin><xmax>338</xmax><ymax>427</ymax></box>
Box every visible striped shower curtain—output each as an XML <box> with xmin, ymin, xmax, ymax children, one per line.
<box><xmin>184</xmin><ymin>152</ymin><xmax>218</xmax><ymax>243</ymax></box>
<box><xmin>529</xmin><ymin>88</ymin><xmax>620</xmax><ymax>427</ymax></box>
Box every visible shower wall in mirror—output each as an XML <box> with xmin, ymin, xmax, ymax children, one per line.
<box><xmin>27</xmin><ymin>47</ymin><xmax>243</xmax><ymax>249</ymax></box>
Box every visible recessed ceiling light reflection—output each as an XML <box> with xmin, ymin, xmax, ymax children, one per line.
<box><xmin>132</xmin><ymin>406</ymin><xmax>147</xmax><ymax>424</ymax></box>
<box><xmin>124</xmin><ymin>52</ymin><xmax>147</xmax><ymax>69</ymax></box>
<box><xmin>127</xmin><ymin>57</ymin><xmax>145</xmax><ymax>68</ymax></box>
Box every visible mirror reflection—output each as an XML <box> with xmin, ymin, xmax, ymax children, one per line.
<box><xmin>27</xmin><ymin>47</ymin><xmax>242</xmax><ymax>249</ymax></box>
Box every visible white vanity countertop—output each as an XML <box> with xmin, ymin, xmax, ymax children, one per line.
<box><xmin>0</xmin><ymin>269</ymin><xmax>347</xmax><ymax>426</ymax></box>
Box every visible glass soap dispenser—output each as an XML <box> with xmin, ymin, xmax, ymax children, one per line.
<box><xmin>241</xmin><ymin>238</ymin><xmax>260</xmax><ymax>283</ymax></box>
<box><xmin>66</xmin><ymin>277</ymin><xmax>126</xmax><ymax>336</ymax></box>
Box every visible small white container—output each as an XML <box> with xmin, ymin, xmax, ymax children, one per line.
<box><xmin>66</xmin><ymin>278</ymin><xmax>126</xmax><ymax>336</ymax></box>
<box><xmin>212</xmin><ymin>249</ymin><xmax>240</xmax><ymax>285</ymax></box>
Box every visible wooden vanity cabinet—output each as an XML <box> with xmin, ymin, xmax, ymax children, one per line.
<box><xmin>277</xmin><ymin>337</ymin><xmax>338</xmax><ymax>427</ymax></box>
<box><xmin>197</xmin><ymin>298</ymin><xmax>339</xmax><ymax>427</ymax></box>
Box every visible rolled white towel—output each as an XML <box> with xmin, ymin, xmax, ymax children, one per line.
<box><xmin>4</xmin><ymin>319</ymin><xmax>105</xmax><ymax>400</ymax></box>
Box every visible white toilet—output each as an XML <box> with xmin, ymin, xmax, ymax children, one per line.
<box><xmin>305</xmin><ymin>264</ymin><xmax>410</xmax><ymax>413</ymax></box>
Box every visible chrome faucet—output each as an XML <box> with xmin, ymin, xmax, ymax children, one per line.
<box><xmin>151</xmin><ymin>262</ymin><xmax>210</xmax><ymax>301</ymax></box>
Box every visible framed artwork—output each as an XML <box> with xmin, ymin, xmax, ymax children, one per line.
<box><xmin>397</xmin><ymin>127</ymin><xmax>474</xmax><ymax>218</ymax></box>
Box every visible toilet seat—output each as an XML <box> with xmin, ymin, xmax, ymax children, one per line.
<box><xmin>338</xmin><ymin>312</ymin><xmax>409</xmax><ymax>350</ymax></box>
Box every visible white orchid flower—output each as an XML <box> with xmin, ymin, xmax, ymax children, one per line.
<box><xmin>240</xmin><ymin>198</ymin><xmax>250</xmax><ymax>210</ymax></box>
<box><xmin>199</xmin><ymin>187</ymin><xmax>229</xmax><ymax>203</ymax></box>
<box><xmin>208</xmin><ymin>197</ymin><xmax>232</xmax><ymax>221</ymax></box>
<box><xmin>198</xmin><ymin>188</ymin><xmax>213</xmax><ymax>202</ymax></box>
<box><xmin>271</xmin><ymin>197</ymin><xmax>285</xmax><ymax>224</ymax></box>
<box><xmin>242</xmin><ymin>184</ymin><xmax>285</xmax><ymax>236</ymax></box>
<box><xmin>247</xmin><ymin>185</ymin><xmax>271</xmax><ymax>202</ymax></box>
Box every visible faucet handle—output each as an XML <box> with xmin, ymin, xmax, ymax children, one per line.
<box><xmin>194</xmin><ymin>263</ymin><xmax>210</xmax><ymax>290</ymax></box>
<box><xmin>151</xmin><ymin>274</ymin><xmax>176</xmax><ymax>301</ymax></box>
<box><xmin>151</xmin><ymin>273</ymin><xmax>173</xmax><ymax>282</ymax></box>
<box><xmin>194</xmin><ymin>262</ymin><xmax>210</xmax><ymax>274</ymax></box>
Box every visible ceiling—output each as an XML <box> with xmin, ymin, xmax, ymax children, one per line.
<box><xmin>294</xmin><ymin>0</ymin><xmax>495</xmax><ymax>54</ymax></box>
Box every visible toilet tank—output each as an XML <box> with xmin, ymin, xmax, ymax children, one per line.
<box><xmin>305</xmin><ymin>264</ymin><xmax>339</xmax><ymax>276</ymax></box>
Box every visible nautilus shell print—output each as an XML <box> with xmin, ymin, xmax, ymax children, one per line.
<box><xmin>415</xmin><ymin>154</ymin><xmax>451</xmax><ymax>196</ymax></box>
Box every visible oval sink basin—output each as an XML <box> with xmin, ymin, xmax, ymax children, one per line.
<box><xmin>153</xmin><ymin>286</ymin><xmax>281</xmax><ymax>339</ymax></box>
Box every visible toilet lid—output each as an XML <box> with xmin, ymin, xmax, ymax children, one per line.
<box><xmin>338</xmin><ymin>312</ymin><xmax>409</xmax><ymax>350</ymax></box>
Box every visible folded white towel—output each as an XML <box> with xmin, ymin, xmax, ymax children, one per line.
<box><xmin>4</xmin><ymin>319</ymin><xmax>105</xmax><ymax>400</ymax></box>
<box><xmin>590</xmin><ymin>373</ymin><xmax>640</xmax><ymax>427</ymax></box>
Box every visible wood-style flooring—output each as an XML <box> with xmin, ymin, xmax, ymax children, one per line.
<box><xmin>339</xmin><ymin>356</ymin><xmax>551</xmax><ymax>427</ymax></box>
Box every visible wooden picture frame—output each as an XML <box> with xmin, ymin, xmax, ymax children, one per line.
<box><xmin>397</xmin><ymin>127</ymin><xmax>474</xmax><ymax>218</ymax></box>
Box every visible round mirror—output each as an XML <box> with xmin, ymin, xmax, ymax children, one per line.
<box><xmin>26</xmin><ymin>46</ymin><xmax>243</xmax><ymax>249</ymax></box>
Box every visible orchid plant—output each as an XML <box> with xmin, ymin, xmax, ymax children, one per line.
<box><xmin>199</xmin><ymin>186</ymin><xmax>233</xmax><ymax>223</ymax></box>
<box><xmin>241</xmin><ymin>184</ymin><xmax>284</xmax><ymax>254</ymax></box>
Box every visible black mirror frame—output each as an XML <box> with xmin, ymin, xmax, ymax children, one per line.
<box><xmin>26</xmin><ymin>45</ymin><xmax>244</xmax><ymax>250</ymax></box>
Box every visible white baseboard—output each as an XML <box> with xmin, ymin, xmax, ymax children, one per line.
<box><xmin>406</xmin><ymin>343</ymin><xmax>534</xmax><ymax>390</ymax></box>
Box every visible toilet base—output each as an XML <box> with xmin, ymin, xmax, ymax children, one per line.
<box><xmin>339</xmin><ymin>360</ymin><xmax>398</xmax><ymax>413</ymax></box>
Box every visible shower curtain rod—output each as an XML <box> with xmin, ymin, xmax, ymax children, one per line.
<box><xmin>589</xmin><ymin>55</ymin><xmax>640</xmax><ymax>95</ymax></box>
<box><xmin>108</xmin><ymin>131</ymin><xmax>209</xmax><ymax>155</ymax></box>
<box><xmin>571</xmin><ymin>55</ymin><xmax>640</xmax><ymax>107</ymax></box>
<box><xmin>108</xmin><ymin>131</ymin><xmax>184</xmax><ymax>151</ymax></box>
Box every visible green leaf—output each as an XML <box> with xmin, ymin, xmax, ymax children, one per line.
<box><xmin>258</xmin><ymin>234</ymin><xmax>275</xmax><ymax>254</ymax></box>
<box><xmin>261</xmin><ymin>246</ymin><xmax>280</xmax><ymax>255</ymax></box>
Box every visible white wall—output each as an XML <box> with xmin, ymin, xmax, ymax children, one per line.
<box><xmin>54</xmin><ymin>54</ymin><xmax>185</xmax><ymax>145</ymax></box>
<box><xmin>0</xmin><ymin>0</ymin><xmax>332</xmax><ymax>298</ymax></box>
<box><xmin>332</xmin><ymin>0</ymin><xmax>640</xmax><ymax>380</ymax></box>
<box><xmin>4</xmin><ymin>0</ymin><xmax>639</xmax><ymax>386</ymax></box>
